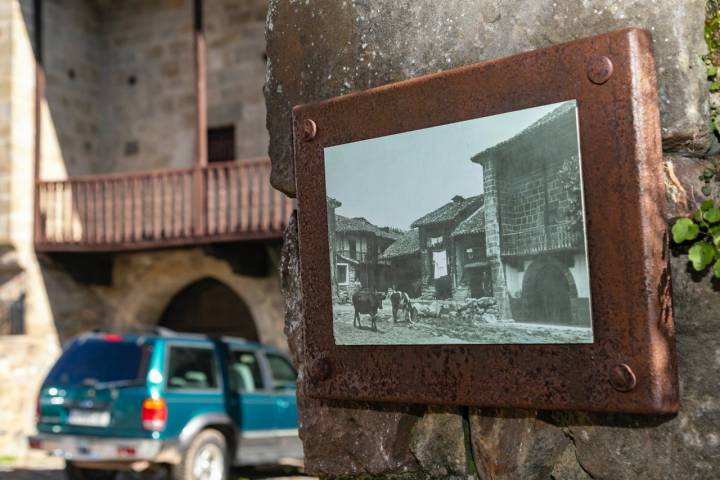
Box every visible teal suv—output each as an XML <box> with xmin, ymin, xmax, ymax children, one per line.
<box><xmin>29</xmin><ymin>329</ymin><xmax>301</xmax><ymax>480</ymax></box>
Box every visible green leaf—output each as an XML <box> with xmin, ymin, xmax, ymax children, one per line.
<box><xmin>711</xmin><ymin>225</ymin><xmax>720</xmax><ymax>236</ymax></box>
<box><xmin>704</xmin><ymin>168</ymin><xmax>716</xmax><ymax>179</ymax></box>
<box><xmin>714</xmin><ymin>260</ymin><xmax>720</xmax><ymax>278</ymax></box>
<box><xmin>705</xmin><ymin>207</ymin><xmax>720</xmax><ymax>223</ymax></box>
<box><xmin>693</xmin><ymin>209</ymin><xmax>704</xmax><ymax>222</ymax></box>
<box><xmin>688</xmin><ymin>242</ymin><xmax>715</xmax><ymax>271</ymax></box>
<box><xmin>713</xmin><ymin>233</ymin><xmax>720</xmax><ymax>248</ymax></box>
<box><xmin>708</xmin><ymin>64</ymin><xmax>718</xmax><ymax>77</ymax></box>
<box><xmin>701</xmin><ymin>199</ymin><xmax>715</xmax><ymax>211</ymax></box>
<box><xmin>672</xmin><ymin>218</ymin><xmax>700</xmax><ymax>243</ymax></box>
<box><xmin>710</xmin><ymin>81</ymin><xmax>720</xmax><ymax>92</ymax></box>
<box><xmin>702</xmin><ymin>185</ymin><xmax>713</xmax><ymax>196</ymax></box>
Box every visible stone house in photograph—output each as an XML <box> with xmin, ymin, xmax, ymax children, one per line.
<box><xmin>0</xmin><ymin>0</ymin><xmax>293</xmax><ymax>460</ymax></box>
<box><xmin>410</xmin><ymin>195</ymin><xmax>484</xmax><ymax>299</ymax></box>
<box><xmin>449</xmin><ymin>206</ymin><xmax>491</xmax><ymax>299</ymax></box>
<box><xmin>332</xmin><ymin>214</ymin><xmax>400</xmax><ymax>296</ymax></box>
<box><xmin>472</xmin><ymin>102</ymin><xmax>590</xmax><ymax>327</ymax></box>
<box><xmin>380</xmin><ymin>228</ymin><xmax>421</xmax><ymax>297</ymax></box>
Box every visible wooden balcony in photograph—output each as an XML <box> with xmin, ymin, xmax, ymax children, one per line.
<box><xmin>34</xmin><ymin>158</ymin><xmax>295</xmax><ymax>252</ymax></box>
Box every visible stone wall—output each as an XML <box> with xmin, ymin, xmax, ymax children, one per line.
<box><xmin>267</xmin><ymin>0</ymin><xmax>720</xmax><ymax>478</ymax></box>
<box><xmin>42</xmin><ymin>0</ymin><xmax>102</xmax><ymax>178</ymax></box>
<box><xmin>0</xmin><ymin>1</ymin><xmax>13</xmax><ymax>241</ymax></box>
<box><xmin>37</xmin><ymin>0</ymin><xmax>269</xmax><ymax>176</ymax></box>
<box><xmin>39</xmin><ymin>247</ymin><xmax>287</xmax><ymax>349</ymax></box>
<box><xmin>98</xmin><ymin>0</ymin><xmax>195</xmax><ymax>172</ymax></box>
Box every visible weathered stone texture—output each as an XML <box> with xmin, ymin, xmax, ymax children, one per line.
<box><xmin>269</xmin><ymin>1</ymin><xmax>720</xmax><ymax>479</ymax></box>
<box><xmin>469</xmin><ymin>409</ymin><xmax>569</xmax><ymax>480</ymax></box>
<box><xmin>266</xmin><ymin>0</ymin><xmax>708</xmax><ymax>196</ymax></box>
<box><xmin>36</xmin><ymin>0</ymin><xmax>269</xmax><ymax>177</ymax></box>
<box><xmin>0</xmin><ymin>337</ymin><xmax>60</xmax><ymax>460</ymax></box>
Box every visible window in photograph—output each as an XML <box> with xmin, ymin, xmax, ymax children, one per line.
<box><xmin>336</xmin><ymin>263</ymin><xmax>349</xmax><ymax>285</ymax></box>
<box><xmin>427</xmin><ymin>236</ymin><xmax>444</xmax><ymax>249</ymax></box>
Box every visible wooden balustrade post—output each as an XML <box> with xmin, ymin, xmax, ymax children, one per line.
<box><xmin>32</xmin><ymin>0</ymin><xmax>44</xmax><ymax>244</ymax></box>
<box><xmin>192</xmin><ymin>0</ymin><xmax>207</xmax><ymax>236</ymax></box>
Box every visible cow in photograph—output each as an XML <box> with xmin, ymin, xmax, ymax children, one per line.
<box><xmin>390</xmin><ymin>291</ymin><xmax>417</xmax><ymax>323</ymax></box>
<box><xmin>352</xmin><ymin>290</ymin><xmax>385</xmax><ymax>331</ymax></box>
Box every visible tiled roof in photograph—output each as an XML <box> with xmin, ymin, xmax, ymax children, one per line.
<box><xmin>336</xmin><ymin>215</ymin><xmax>403</xmax><ymax>241</ymax></box>
<box><xmin>381</xmin><ymin>229</ymin><xmax>420</xmax><ymax>259</ymax></box>
<box><xmin>451</xmin><ymin>206</ymin><xmax>485</xmax><ymax>237</ymax></box>
<box><xmin>411</xmin><ymin>195</ymin><xmax>483</xmax><ymax>228</ymax></box>
<box><xmin>471</xmin><ymin>101</ymin><xmax>575</xmax><ymax>164</ymax></box>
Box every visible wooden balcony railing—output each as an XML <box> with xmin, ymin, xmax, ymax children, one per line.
<box><xmin>500</xmin><ymin>223</ymin><xmax>583</xmax><ymax>257</ymax></box>
<box><xmin>34</xmin><ymin>159</ymin><xmax>295</xmax><ymax>252</ymax></box>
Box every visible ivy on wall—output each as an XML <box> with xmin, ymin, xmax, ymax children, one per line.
<box><xmin>671</xmin><ymin>0</ymin><xmax>720</xmax><ymax>278</ymax></box>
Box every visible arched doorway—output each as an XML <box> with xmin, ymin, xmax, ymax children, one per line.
<box><xmin>521</xmin><ymin>259</ymin><xmax>577</xmax><ymax>326</ymax></box>
<box><xmin>159</xmin><ymin>277</ymin><xmax>260</xmax><ymax>340</ymax></box>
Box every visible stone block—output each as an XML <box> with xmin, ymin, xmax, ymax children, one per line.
<box><xmin>266</xmin><ymin>0</ymin><xmax>708</xmax><ymax>196</ymax></box>
<box><xmin>469</xmin><ymin>408</ymin><xmax>569</xmax><ymax>480</ymax></box>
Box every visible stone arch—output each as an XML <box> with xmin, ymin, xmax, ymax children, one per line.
<box><xmin>158</xmin><ymin>277</ymin><xmax>259</xmax><ymax>339</ymax></box>
<box><xmin>105</xmin><ymin>249</ymin><xmax>285</xmax><ymax>348</ymax></box>
<box><xmin>520</xmin><ymin>257</ymin><xmax>578</xmax><ymax>326</ymax></box>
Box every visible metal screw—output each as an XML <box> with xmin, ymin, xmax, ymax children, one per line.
<box><xmin>301</xmin><ymin>119</ymin><xmax>317</xmax><ymax>142</ymax></box>
<box><xmin>587</xmin><ymin>55</ymin><xmax>614</xmax><ymax>85</ymax></box>
<box><xmin>312</xmin><ymin>357</ymin><xmax>332</xmax><ymax>381</ymax></box>
<box><xmin>609</xmin><ymin>363</ymin><xmax>637</xmax><ymax>392</ymax></box>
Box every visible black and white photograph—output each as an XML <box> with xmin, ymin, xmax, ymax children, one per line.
<box><xmin>324</xmin><ymin>100</ymin><xmax>593</xmax><ymax>345</ymax></box>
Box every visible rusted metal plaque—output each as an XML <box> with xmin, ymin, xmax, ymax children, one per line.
<box><xmin>292</xmin><ymin>28</ymin><xmax>677</xmax><ymax>413</ymax></box>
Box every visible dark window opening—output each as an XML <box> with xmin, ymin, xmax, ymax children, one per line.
<box><xmin>266</xmin><ymin>353</ymin><xmax>297</xmax><ymax>390</ymax></box>
<box><xmin>166</xmin><ymin>346</ymin><xmax>218</xmax><ymax>390</ymax></box>
<box><xmin>208</xmin><ymin>125</ymin><xmax>236</xmax><ymax>163</ymax></box>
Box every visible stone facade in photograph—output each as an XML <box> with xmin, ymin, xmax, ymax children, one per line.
<box><xmin>268</xmin><ymin>0</ymin><xmax>720</xmax><ymax>478</ymax></box>
<box><xmin>473</xmin><ymin>102</ymin><xmax>590</xmax><ymax>327</ymax></box>
<box><xmin>0</xmin><ymin>0</ymin><xmax>287</xmax><ymax>462</ymax></box>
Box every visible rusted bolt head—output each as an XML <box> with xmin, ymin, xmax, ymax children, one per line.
<box><xmin>311</xmin><ymin>357</ymin><xmax>332</xmax><ymax>382</ymax></box>
<box><xmin>587</xmin><ymin>55</ymin><xmax>614</xmax><ymax>85</ymax></box>
<box><xmin>609</xmin><ymin>363</ymin><xmax>637</xmax><ymax>392</ymax></box>
<box><xmin>301</xmin><ymin>118</ymin><xmax>317</xmax><ymax>142</ymax></box>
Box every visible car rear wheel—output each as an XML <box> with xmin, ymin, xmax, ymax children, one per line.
<box><xmin>64</xmin><ymin>462</ymin><xmax>117</xmax><ymax>480</ymax></box>
<box><xmin>171</xmin><ymin>429</ymin><xmax>229</xmax><ymax>480</ymax></box>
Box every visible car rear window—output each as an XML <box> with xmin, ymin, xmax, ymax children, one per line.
<box><xmin>44</xmin><ymin>337</ymin><xmax>151</xmax><ymax>387</ymax></box>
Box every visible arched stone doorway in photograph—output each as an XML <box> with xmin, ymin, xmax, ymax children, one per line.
<box><xmin>520</xmin><ymin>257</ymin><xmax>578</xmax><ymax>326</ymax></box>
<box><xmin>158</xmin><ymin>277</ymin><xmax>260</xmax><ymax>340</ymax></box>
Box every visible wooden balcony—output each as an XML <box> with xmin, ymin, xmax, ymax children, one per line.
<box><xmin>34</xmin><ymin>158</ymin><xmax>295</xmax><ymax>252</ymax></box>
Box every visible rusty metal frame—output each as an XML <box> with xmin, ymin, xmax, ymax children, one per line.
<box><xmin>292</xmin><ymin>28</ymin><xmax>677</xmax><ymax>414</ymax></box>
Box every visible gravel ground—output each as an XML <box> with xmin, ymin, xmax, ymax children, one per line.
<box><xmin>333</xmin><ymin>303</ymin><xmax>593</xmax><ymax>344</ymax></box>
<box><xmin>0</xmin><ymin>454</ymin><xmax>312</xmax><ymax>480</ymax></box>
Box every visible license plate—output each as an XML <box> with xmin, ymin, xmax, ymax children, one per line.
<box><xmin>67</xmin><ymin>410</ymin><xmax>110</xmax><ymax>427</ymax></box>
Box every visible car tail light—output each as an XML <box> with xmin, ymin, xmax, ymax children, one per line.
<box><xmin>103</xmin><ymin>334</ymin><xmax>123</xmax><ymax>342</ymax></box>
<box><xmin>28</xmin><ymin>437</ymin><xmax>42</xmax><ymax>449</ymax></box>
<box><xmin>141</xmin><ymin>398</ymin><xmax>167</xmax><ymax>431</ymax></box>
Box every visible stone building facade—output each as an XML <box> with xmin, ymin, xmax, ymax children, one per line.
<box><xmin>411</xmin><ymin>194</ymin><xmax>483</xmax><ymax>300</ymax></box>
<box><xmin>333</xmin><ymin>214</ymin><xmax>399</xmax><ymax>296</ymax></box>
<box><xmin>0</xmin><ymin>0</ymin><xmax>287</xmax><ymax>461</ymax></box>
<box><xmin>473</xmin><ymin>102</ymin><xmax>590</xmax><ymax>327</ymax></box>
<box><xmin>267</xmin><ymin>0</ymin><xmax>720</xmax><ymax>478</ymax></box>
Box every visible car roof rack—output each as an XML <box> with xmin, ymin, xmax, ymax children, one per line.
<box><xmin>88</xmin><ymin>326</ymin><xmax>249</xmax><ymax>342</ymax></box>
